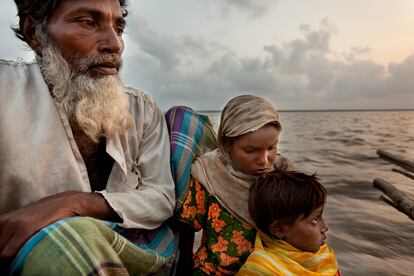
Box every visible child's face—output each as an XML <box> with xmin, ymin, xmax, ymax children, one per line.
<box><xmin>281</xmin><ymin>205</ymin><xmax>328</xmax><ymax>253</ymax></box>
<box><xmin>225</xmin><ymin>125</ymin><xmax>280</xmax><ymax>176</ymax></box>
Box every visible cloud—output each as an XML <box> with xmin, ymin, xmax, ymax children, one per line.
<box><xmin>122</xmin><ymin>16</ymin><xmax>414</xmax><ymax>111</ymax></box>
<box><xmin>207</xmin><ymin>0</ymin><xmax>278</xmax><ymax>17</ymax></box>
<box><xmin>344</xmin><ymin>46</ymin><xmax>372</xmax><ymax>62</ymax></box>
<box><xmin>1</xmin><ymin>2</ymin><xmax>412</xmax><ymax>111</ymax></box>
<box><xmin>387</xmin><ymin>56</ymin><xmax>414</xmax><ymax>97</ymax></box>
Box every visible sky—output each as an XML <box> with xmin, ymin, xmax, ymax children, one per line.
<box><xmin>1</xmin><ymin>0</ymin><xmax>414</xmax><ymax>111</ymax></box>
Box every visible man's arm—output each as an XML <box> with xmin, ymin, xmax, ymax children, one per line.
<box><xmin>0</xmin><ymin>191</ymin><xmax>119</xmax><ymax>266</ymax></box>
<box><xmin>0</xmin><ymin>91</ymin><xmax>175</xmax><ymax>261</ymax></box>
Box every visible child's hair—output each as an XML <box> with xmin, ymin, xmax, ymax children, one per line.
<box><xmin>249</xmin><ymin>170</ymin><xmax>326</xmax><ymax>235</ymax></box>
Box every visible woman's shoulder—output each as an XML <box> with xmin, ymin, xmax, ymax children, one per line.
<box><xmin>191</xmin><ymin>149</ymin><xmax>224</xmax><ymax>184</ymax></box>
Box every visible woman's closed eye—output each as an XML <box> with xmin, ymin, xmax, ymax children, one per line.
<box><xmin>268</xmin><ymin>145</ymin><xmax>277</xmax><ymax>151</ymax></box>
<box><xmin>243</xmin><ymin>147</ymin><xmax>256</xmax><ymax>153</ymax></box>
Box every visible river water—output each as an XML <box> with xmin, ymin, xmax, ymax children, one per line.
<box><xmin>202</xmin><ymin>110</ymin><xmax>414</xmax><ymax>276</ymax></box>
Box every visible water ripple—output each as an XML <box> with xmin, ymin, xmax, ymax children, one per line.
<box><xmin>209</xmin><ymin>110</ymin><xmax>414</xmax><ymax>275</ymax></box>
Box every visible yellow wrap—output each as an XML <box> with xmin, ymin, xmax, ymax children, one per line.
<box><xmin>237</xmin><ymin>231</ymin><xmax>340</xmax><ymax>276</ymax></box>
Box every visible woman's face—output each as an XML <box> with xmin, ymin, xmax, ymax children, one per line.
<box><xmin>224</xmin><ymin>125</ymin><xmax>280</xmax><ymax>176</ymax></box>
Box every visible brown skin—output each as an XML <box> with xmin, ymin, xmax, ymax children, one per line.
<box><xmin>0</xmin><ymin>0</ymin><xmax>126</xmax><ymax>267</ymax></box>
<box><xmin>270</xmin><ymin>205</ymin><xmax>329</xmax><ymax>253</ymax></box>
<box><xmin>224</xmin><ymin>125</ymin><xmax>280</xmax><ymax>176</ymax></box>
<box><xmin>45</xmin><ymin>0</ymin><xmax>125</xmax><ymax>75</ymax></box>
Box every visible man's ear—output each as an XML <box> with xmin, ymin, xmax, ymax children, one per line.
<box><xmin>269</xmin><ymin>220</ymin><xmax>289</xmax><ymax>240</ymax></box>
<box><xmin>22</xmin><ymin>16</ymin><xmax>42</xmax><ymax>56</ymax></box>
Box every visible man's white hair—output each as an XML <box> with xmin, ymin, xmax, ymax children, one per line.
<box><xmin>36</xmin><ymin>26</ymin><xmax>133</xmax><ymax>142</ymax></box>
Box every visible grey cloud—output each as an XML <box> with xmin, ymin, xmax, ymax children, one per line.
<box><xmin>306</xmin><ymin>55</ymin><xmax>344</xmax><ymax>95</ymax></box>
<box><xmin>207</xmin><ymin>0</ymin><xmax>278</xmax><ymax>17</ymax></box>
<box><xmin>387</xmin><ymin>56</ymin><xmax>414</xmax><ymax>96</ymax></box>
<box><xmin>127</xmin><ymin>16</ymin><xmax>180</xmax><ymax>69</ymax></box>
<box><xmin>122</xmin><ymin>17</ymin><xmax>413</xmax><ymax>110</ymax></box>
<box><xmin>2</xmin><ymin>2</ymin><xmax>412</xmax><ymax>111</ymax></box>
<box><xmin>344</xmin><ymin>46</ymin><xmax>372</xmax><ymax>62</ymax></box>
<box><xmin>264</xmin><ymin>20</ymin><xmax>334</xmax><ymax>75</ymax></box>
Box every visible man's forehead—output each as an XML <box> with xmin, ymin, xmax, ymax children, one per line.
<box><xmin>51</xmin><ymin>0</ymin><xmax>124</xmax><ymax>19</ymax></box>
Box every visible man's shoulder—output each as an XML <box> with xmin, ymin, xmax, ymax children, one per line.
<box><xmin>0</xmin><ymin>60</ymin><xmax>46</xmax><ymax>95</ymax></box>
<box><xmin>0</xmin><ymin>59</ymin><xmax>40</xmax><ymax>78</ymax></box>
<box><xmin>0</xmin><ymin>59</ymin><xmax>19</xmax><ymax>65</ymax></box>
<box><xmin>0</xmin><ymin>59</ymin><xmax>36</xmax><ymax>67</ymax></box>
<box><xmin>124</xmin><ymin>87</ymin><xmax>157</xmax><ymax>106</ymax></box>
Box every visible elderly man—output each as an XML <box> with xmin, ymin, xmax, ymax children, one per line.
<box><xmin>0</xmin><ymin>0</ymin><xmax>177</xmax><ymax>274</ymax></box>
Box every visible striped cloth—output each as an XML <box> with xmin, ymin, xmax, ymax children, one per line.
<box><xmin>165</xmin><ymin>106</ymin><xmax>217</xmax><ymax>212</ymax></box>
<box><xmin>10</xmin><ymin>106</ymin><xmax>216</xmax><ymax>275</ymax></box>
<box><xmin>10</xmin><ymin>217</ymin><xmax>169</xmax><ymax>275</ymax></box>
<box><xmin>237</xmin><ymin>231</ymin><xmax>340</xmax><ymax>276</ymax></box>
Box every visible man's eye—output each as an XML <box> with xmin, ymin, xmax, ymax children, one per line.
<box><xmin>81</xmin><ymin>19</ymin><xmax>96</xmax><ymax>27</ymax></box>
<box><xmin>115</xmin><ymin>27</ymin><xmax>125</xmax><ymax>36</ymax></box>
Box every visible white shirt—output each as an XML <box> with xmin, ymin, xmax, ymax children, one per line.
<box><xmin>0</xmin><ymin>60</ymin><xmax>175</xmax><ymax>229</ymax></box>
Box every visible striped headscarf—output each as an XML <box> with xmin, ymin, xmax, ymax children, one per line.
<box><xmin>237</xmin><ymin>230</ymin><xmax>340</xmax><ymax>276</ymax></box>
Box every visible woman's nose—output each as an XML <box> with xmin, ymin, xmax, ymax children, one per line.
<box><xmin>256</xmin><ymin>152</ymin><xmax>269</xmax><ymax>165</ymax></box>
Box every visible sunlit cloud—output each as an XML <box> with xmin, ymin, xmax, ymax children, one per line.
<box><xmin>122</xmin><ymin>17</ymin><xmax>414</xmax><ymax>110</ymax></box>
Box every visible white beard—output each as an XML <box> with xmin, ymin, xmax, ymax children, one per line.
<box><xmin>38</xmin><ymin>39</ymin><xmax>133</xmax><ymax>142</ymax></box>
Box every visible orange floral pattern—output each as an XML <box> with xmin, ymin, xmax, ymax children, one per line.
<box><xmin>236</xmin><ymin>239</ymin><xmax>253</xmax><ymax>255</ymax></box>
<box><xmin>178</xmin><ymin>178</ymin><xmax>256</xmax><ymax>275</ymax></box>
<box><xmin>231</xmin><ymin>230</ymin><xmax>244</xmax><ymax>245</ymax></box>
<box><xmin>211</xmin><ymin>217</ymin><xmax>226</xmax><ymax>233</ymax></box>
<box><xmin>210</xmin><ymin>236</ymin><xmax>229</xmax><ymax>252</ymax></box>
<box><xmin>208</xmin><ymin>203</ymin><xmax>221</xmax><ymax>220</ymax></box>
<box><xmin>195</xmin><ymin>189</ymin><xmax>206</xmax><ymax>214</ymax></box>
<box><xmin>220</xmin><ymin>253</ymin><xmax>239</xmax><ymax>266</ymax></box>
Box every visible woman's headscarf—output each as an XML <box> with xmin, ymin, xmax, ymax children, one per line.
<box><xmin>192</xmin><ymin>95</ymin><xmax>287</xmax><ymax>226</ymax></box>
<box><xmin>217</xmin><ymin>95</ymin><xmax>281</xmax><ymax>168</ymax></box>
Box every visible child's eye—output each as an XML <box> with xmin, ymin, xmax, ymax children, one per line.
<box><xmin>311</xmin><ymin>217</ymin><xmax>318</xmax><ymax>224</ymax></box>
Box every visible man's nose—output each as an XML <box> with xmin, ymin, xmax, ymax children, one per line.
<box><xmin>98</xmin><ymin>26</ymin><xmax>123</xmax><ymax>54</ymax></box>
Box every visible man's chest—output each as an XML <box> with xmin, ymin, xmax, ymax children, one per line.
<box><xmin>71</xmin><ymin>125</ymin><xmax>114</xmax><ymax>192</ymax></box>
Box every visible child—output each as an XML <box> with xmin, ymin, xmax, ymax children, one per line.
<box><xmin>177</xmin><ymin>95</ymin><xmax>293</xmax><ymax>275</ymax></box>
<box><xmin>238</xmin><ymin>170</ymin><xmax>340</xmax><ymax>276</ymax></box>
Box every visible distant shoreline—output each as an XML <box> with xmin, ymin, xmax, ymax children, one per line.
<box><xmin>198</xmin><ymin>109</ymin><xmax>414</xmax><ymax>113</ymax></box>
